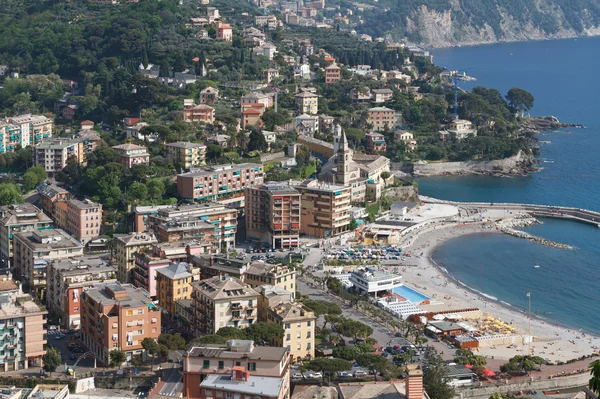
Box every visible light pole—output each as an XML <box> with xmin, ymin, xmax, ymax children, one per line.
<box><xmin>526</xmin><ymin>292</ymin><xmax>532</xmax><ymax>356</ymax></box>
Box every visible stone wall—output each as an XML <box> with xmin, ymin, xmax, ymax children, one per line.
<box><xmin>412</xmin><ymin>150</ymin><xmax>534</xmax><ymax>177</ymax></box>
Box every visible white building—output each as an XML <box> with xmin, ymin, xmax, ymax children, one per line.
<box><xmin>349</xmin><ymin>268</ymin><xmax>402</xmax><ymax>295</ymax></box>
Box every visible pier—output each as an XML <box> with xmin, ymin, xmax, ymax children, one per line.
<box><xmin>420</xmin><ymin>196</ymin><xmax>600</xmax><ymax>228</ymax></box>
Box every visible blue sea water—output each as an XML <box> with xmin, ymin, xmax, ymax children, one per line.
<box><xmin>423</xmin><ymin>37</ymin><xmax>600</xmax><ymax>334</ymax></box>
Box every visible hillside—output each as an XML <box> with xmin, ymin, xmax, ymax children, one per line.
<box><xmin>347</xmin><ymin>0</ymin><xmax>600</xmax><ymax>47</ymax></box>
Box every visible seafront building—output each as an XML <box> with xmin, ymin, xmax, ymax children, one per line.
<box><xmin>349</xmin><ymin>268</ymin><xmax>402</xmax><ymax>296</ymax></box>
<box><xmin>295</xmin><ymin>180</ymin><xmax>351</xmax><ymax>238</ymax></box>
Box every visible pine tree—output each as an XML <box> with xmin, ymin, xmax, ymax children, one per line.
<box><xmin>142</xmin><ymin>48</ymin><xmax>149</xmax><ymax>68</ymax></box>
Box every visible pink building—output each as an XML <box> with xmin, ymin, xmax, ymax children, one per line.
<box><xmin>216</xmin><ymin>22</ymin><xmax>233</xmax><ymax>42</ymax></box>
<box><xmin>66</xmin><ymin>199</ymin><xmax>102</xmax><ymax>244</ymax></box>
<box><xmin>112</xmin><ymin>143</ymin><xmax>150</xmax><ymax>169</ymax></box>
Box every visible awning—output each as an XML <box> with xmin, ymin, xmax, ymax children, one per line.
<box><xmin>464</xmin><ymin>364</ymin><xmax>473</xmax><ymax>369</ymax></box>
<box><xmin>484</xmin><ymin>368</ymin><xmax>496</xmax><ymax>377</ymax></box>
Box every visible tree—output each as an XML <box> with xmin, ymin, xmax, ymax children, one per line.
<box><xmin>146</xmin><ymin>178</ymin><xmax>165</xmax><ymax>200</ymax></box>
<box><xmin>336</xmin><ymin>318</ymin><xmax>373</xmax><ymax>343</ymax></box>
<box><xmin>500</xmin><ymin>355</ymin><xmax>544</xmax><ymax>375</ymax></box>
<box><xmin>109</xmin><ymin>349</ymin><xmax>126</xmax><ymax>368</ymax></box>
<box><xmin>42</xmin><ymin>347</ymin><xmax>61</xmax><ymax>372</ymax></box>
<box><xmin>423</xmin><ymin>349</ymin><xmax>455</xmax><ymax>399</ymax></box>
<box><xmin>247</xmin><ymin>129</ymin><xmax>268</xmax><ymax>152</ymax></box>
<box><xmin>590</xmin><ymin>360</ymin><xmax>600</xmax><ymax>394</ymax></box>
<box><xmin>332</xmin><ymin>346</ymin><xmax>360</xmax><ymax>361</ymax></box>
<box><xmin>128</xmin><ymin>182</ymin><xmax>148</xmax><ymax>203</ymax></box>
<box><xmin>217</xmin><ymin>327</ymin><xmax>249</xmax><ymax>340</ymax></box>
<box><xmin>158</xmin><ymin>333</ymin><xmax>186</xmax><ymax>350</ymax></box>
<box><xmin>505</xmin><ymin>88</ymin><xmax>534</xmax><ymax>115</ymax></box>
<box><xmin>142</xmin><ymin>337</ymin><xmax>159</xmax><ymax>371</ymax></box>
<box><xmin>356</xmin><ymin>354</ymin><xmax>390</xmax><ymax>381</ymax></box>
<box><xmin>188</xmin><ymin>334</ymin><xmax>227</xmax><ymax>347</ymax></box>
<box><xmin>157</xmin><ymin>344</ymin><xmax>170</xmax><ymax>361</ymax></box>
<box><xmin>0</xmin><ymin>183</ymin><xmax>23</xmax><ymax>205</ymax></box>
<box><xmin>307</xmin><ymin>358</ymin><xmax>352</xmax><ymax>382</ymax></box>
<box><xmin>301</xmin><ymin>299</ymin><xmax>342</xmax><ymax>318</ymax></box>
<box><xmin>454</xmin><ymin>348</ymin><xmax>486</xmax><ymax>368</ymax></box>
<box><xmin>245</xmin><ymin>322</ymin><xmax>284</xmax><ymax>345</ymax></box>
<box><xmin>326</xmin><ymin>278</ymin><xmax>343</xmax><ymax>295</ymax></box>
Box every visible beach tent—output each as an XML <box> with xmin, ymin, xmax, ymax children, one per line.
<box><xmin>483</xmin><ymin>369</ymin><xmax>496</xmax><ymax>377</ymax></box>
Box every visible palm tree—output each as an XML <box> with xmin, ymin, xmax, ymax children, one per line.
<box><xmin>590</xmin><ymin>359</ymin><xmax>600</xmax><ymax>394</ymax></box>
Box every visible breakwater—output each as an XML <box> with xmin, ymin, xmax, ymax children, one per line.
<box><xmin>496</xmin><ymin>215</ymin><xmax>572</xmax><ymax>250</ymax></box>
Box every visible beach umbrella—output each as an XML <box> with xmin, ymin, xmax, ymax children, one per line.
<box><xmin>484</xmin><ymin>369</ymin><xmax>496</xmax><ymax>377</ymax></box>
<box><xmin>464</xmin><ymin>364</ymin><xmax>473</xmax><ymax>369</ymax></box>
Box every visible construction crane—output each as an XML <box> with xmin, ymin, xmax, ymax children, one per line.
<box><xmin>441</xmin><ymin>68</ymin><xmax>478</xmax><ymax>118</ymax></box>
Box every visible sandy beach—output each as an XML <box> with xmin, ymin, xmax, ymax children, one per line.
<box><xmin>387</xmin><ymin>219</ymin><xmax>600</xmax><ymax>362</ymax></box>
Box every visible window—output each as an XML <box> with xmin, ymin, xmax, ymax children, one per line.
<box><xmin>285</xmin><ymin>323</ymin><xmax>290</xmax><ymax>329</ymax></box>
<box><xmin>74</xmin><ymin>307</ymin><xmax>79</xmax><ymax>312</ymax></box>
<box><xmin>205</xmin><ymin>390</ymin><xmax>212</xmax><ymax>397</ymax></box>
<box><xmin>248</xmin><ymin>362</ymin><xmax>256</xmax><ymax>371</ymax></box>
<box><xmin>203</xmin><ymin>360</ymin><xmax>210</xmax><ymax>369</ymax></box>
<box><xmin>286</xmin><ymin>334</ymin><xmax>291</xmax><ymax>341</ymax></box>
<box><xmin>235</xmin><ymin>361</ymin><xmax>241</xmax><ymax>366</ymax></box>
<box><xmin>218</xmin><ymin>361</ymin><xmax>224</xmax><ymax>369</ymax></box>
<box><xmin>307</xmin><ymin>332</ymin><xmax>311</xmax><ymax>338</ymax></box>
<box><xmin>307</xmin><ymin>342</ymin><xmax>312</xmax><ymax>350</ymax></box>
<box><xmin>226</xmin><ymin>393</ymin><xmax>232</xmax><ymax>399</ymax></box>
<box><xmin>307</xmin><ymin>321</ymin><xmax>311</xmax><ymax>327</ymax></box>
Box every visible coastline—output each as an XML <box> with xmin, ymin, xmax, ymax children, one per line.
<box><xmin>393</xmin><ymin>221</ymin><xmax>600</xmax><ymax>362</ymax></box>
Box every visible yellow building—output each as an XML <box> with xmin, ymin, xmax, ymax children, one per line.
<box><xmin>113</xmin><ymin>232</ymin><xmax>158</xmax><ymax>283</ymax></box>
<box><xmin>266</xmin><ymin>302</ymin><xmax>316</xmax><ymax>361</ymax></box>
<box><xmin>155</xmin><ymin>262</ymin><xmax>194</xmax><ymax>314</ymax></box>
<box><xmin>296</xmin><ymin>180</ymin><xmax>351</xmax><ymax>238</ymax></box>
<box><xmin>244</xmin><ymin>262</ymin><xmax>296</xmax><ymax>297</ymax></box>
<box><xmin>165</xmin><ymin>141</ymin><xmax>207</xmax><ymax>169</ymax></box>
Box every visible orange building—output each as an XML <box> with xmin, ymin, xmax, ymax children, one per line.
<box><xmin>81</xmin><ymin>282</ymin><xmax>161</xmax><ymax>365</ymax></box>
<box><xmin>242</xmin><ymin>108</ymin><xmax>263</xmax><ymax>129</ymax></box>
<box><xmin>324</xmin><ymin>63</ymin><xmax>341</xmax><ymax>84</ymax></box>
<box><xmin>183</xmin><ymin>104</ymin><xmax>215</xmax><ymax>124</ymax></box>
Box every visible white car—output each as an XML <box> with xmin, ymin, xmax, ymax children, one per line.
<box><xmin>338</xmin><ymin>371</ymin><xmax>352</xmax><ymax>377</ymax></box>
<box><xmin>308</xmin><ymin>372</ymin><xmax>323</xmax><ymax>378</ymax></box>
<box><xmin>353</xmin><ymin>371</ymin><xmax>368</xmax><ymax>377</ymax></box>
<box><xmin>292</xmin><ymin>373</ymin><xmax>303</xmax><ymax>379</ymax></box>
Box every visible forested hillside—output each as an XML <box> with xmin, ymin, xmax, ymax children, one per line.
<box><xmin>345</xmin><ymin>0</ymin><xmax>600</xmax><ymax>46</ymax></box>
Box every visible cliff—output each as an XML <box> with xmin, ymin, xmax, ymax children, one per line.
<box><xmin>412</xmin><ymin>150</ymin><xmax>536</xmax><ymax>177</ymax></box>
<box><xmin>358</xmin><ymin>0</ymin><xmax>600</xmax><ymax>47</ymax></box>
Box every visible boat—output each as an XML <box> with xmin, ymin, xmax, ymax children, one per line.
<box><xmin>534</xmin><ymin>264</ymin><xmax>540</xmax><ymax>268</ymax></box>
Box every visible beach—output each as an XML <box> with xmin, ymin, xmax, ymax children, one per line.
<box><xmin>389</xmin><ymin>218</ymin><xmax>600</xmax><ymax>362</ymax></box>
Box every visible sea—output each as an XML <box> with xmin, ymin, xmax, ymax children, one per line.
<box><xmin>422</xmin><ymin>36</ymin><xmax>600</xmax><ymax>334</ymax></box>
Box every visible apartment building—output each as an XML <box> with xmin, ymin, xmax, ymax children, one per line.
<box><xmin>263</xmin><ymin>68</ymin><xmax>280</xmax><ymax>83</ymax></box>
<box><xmin>245</xmin><ymin>183</ymin><xmax>301</xmax><ymax>249</ymax></box>
<box><xmin>191</xmin><ymin>254</ymin><xmax>250</xmax><ymax>280</ymax></box>
<box><xmin>216</xmin><ymin>22</ymin><xmax>233</xmax><ymax>42</ymax></box>
<box><xmin>64</xmin><ymin>199</ymin><xmax>102</xmax><ymax>245</ymax></box>
<box><xmin>165</xmin><ymin>142</ymin><xmax>207</xmax><ymax>169</ymax></box>
<box><xmin>0</xmin><ymin>204</ymin><xmax>53</xmax><ymax>269</ymax></box>
<box><xmin>367</xmin><ymin>107</ymin><xmax>399</xmax><ymax>131</ymax></box>
<box><xmin>113</xmin><ymin>232</ymin><xmax>158</xmax><ymax>283</ymax></box>
<box><xmin>372</xmin><ymin>88</ymin><xmax>394</xmax><ymax>103</ymax></box>
<box><xmin>240</xmin><ymin>92</ymin><xmax>274</xmax><ymax>109</ymax></box>
<box><xmin>266</xmin><ymin>302</ymin><xmax>316</xmax><ymax>361</ymax></box>
<box><xmin>156</xmin><ymin>262</ymin><xmax>194</xmax><ymax>315</ymax></box>
<box><xmin>0</xmin><ymin>114</ymin><xmax>53</xmax><ymax>153</ymax></box>
<box><xmin>324</xmin><ymin>63</ymin><xmax>341</xmax><ymax>84</ymax></box>
<box><xmin>0</xmin><ymin>280</ymin><xmax>47</xmax><ymax>372</ymax></box>
<box><xmin>145</xmin><ymin>203</ymin><xmax>238</xmax><ymax>251</ymax></box>
<box><xmin>112</xmin><ymin>144</ymin><xmax>150</xmax><ymax>169</ymax></box>
<box><xmin>13</xmin><ymin>229</ymin><xmax>84</xmax><ymax>297</ymax></box>
<box><xmin>244</xmin><ymin>263</ymin><xmax>296</xmax><ymax>297</ymax></box>
<box><xmin>81</xmin><ymin>283</ymin><xmax>161</xmax><ymax>365</ymax></box>
<box><xmin>38</xmin><ymin>184</ymin><xmax>71</xmax><ymax>221</ymax></box>
<box><xmin>183</xmin><ymin>340</ymin><xmax>291</xmax><ymax>399</ymax></box>
<box><xmin>183</xmin><ymin>103</ymin><xmax>215</xmax><ymax>124</ymax></box>
<box><xmin>200</xmin><ymin>367</ymin><xmax>286</xmax><ymax>399</ymax></box>
<box><xmin>33</xmin><ymin>137</ymin><xmax>86</xmax><ymax>173</ymax></box>
<box><xmin>132</xmin><ymin>205</ymin><xmax>173</xmax><ymax>233</ymax></box>
<box><xmin>295</xmin><ymin>180</ymin><xmax>351</xmax><ymax>238</ymax></box>
<box><xmin>176</xmin><ymin>163</ymin><xmax>264</xmax><ymax>202</ymax></box>
<box><xmin>46</xmin><ymin>256</ymin><xmax>117</xmax><ymax>330</ymax></box>
<box><xmin>295</xmin><ymin>91</ymin><xmax>318</xmax><ymax>115</ymax></box>
<box><xmin>191</xmin><ymin>276</ymin><xmax>259</xmax><ymax>335</ymax></box>
<box><xmin>257</xmin><ymin>285</ymin><xmax>293</xmax><ymax>322</ymax></box>
<box><xmin>241</xmin><ymin>108</ymin><xmax>263</xmax><ymax>129</ymax></box>
<box><xmin>199</xmin><ymin>87</ymin><xmax>219</xmax><ymax>104</ymax></box>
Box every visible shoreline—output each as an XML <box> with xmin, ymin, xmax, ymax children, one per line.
<box><xmin>395</xmin><ymin>221</ymin><xmax>600</xmax><ymax>362</ymax></box>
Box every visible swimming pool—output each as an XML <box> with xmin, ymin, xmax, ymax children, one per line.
<box><xmin>393</xmin><ymin>285</ymin><xmax>431</xmax><ymax>303</ymax></box>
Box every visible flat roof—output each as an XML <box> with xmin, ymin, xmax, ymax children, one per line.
<box><xmin>178</xmin><ymin>163</ymin><xmax>262</xmax><ymax>178</ymax></box>
<box><xmin>351</xmin><ymin>269</ymin><xmax>401</xmax><ymax>282</ymax></box>
<box><xmin>187</xmin><ymin>344</ymin><xmax>287</xmax><ymax>362</ymax></box>
<box><xmin>201</xmin><ymin>374</ymin><xmax>283</xmax><ymax>397</ymax></box>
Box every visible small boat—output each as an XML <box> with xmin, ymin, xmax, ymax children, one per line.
<box><xmin>534</xmin><ymin>264</ymin><xmax>540</xmax><ymax>269</ymax></box>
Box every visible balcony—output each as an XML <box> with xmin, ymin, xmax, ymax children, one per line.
<box><xmin>230</xmin><ymin>303</ymin><xmax>243</xmax><ymax>311</ymax></box>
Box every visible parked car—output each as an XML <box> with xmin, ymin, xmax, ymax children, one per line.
<box><xmin>292</xmin><ymin>373</ymin><xmax>303</xmax><ymax>379</ymax></box>
<box><xmin>353</xmin><ymin>371</ymin><xmax>367</xmax><ymax>377</ymax></box>
<box><xmin>308</xmin><ymin>372</ymin><xmax>323</xmax><ymax>378</ymax></box>
<box><xmin>338</xmin><ymin>371</ymin><xmax>352</xmax><ymax>378</ymax></box>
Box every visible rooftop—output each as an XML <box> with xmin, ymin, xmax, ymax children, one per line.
<box><xmin>14</xmin><ymin>228</ymin><xmax>83</xmax><ymax>251</ymax></box>
<box><xmin>37</xmin><ymin>184</ymin><xmax>70</xmax><ymax>199</ymax></box>
<box><xmin>351</xmin><ymin>268</ymin><xmax>402</xmax><ymax>282</ymax></box>
<box><xmin>166</xmin><ymin>141</ymin><xmax>207</xmax><ymax>149</ymax></box>
<box><xmin>295</xmin><ymin>91</ymin><xmax>318</xmax><ymax>98</ymax></box>
<box><xmin>84</xmin><ymin>282</ymin><xmax>156</xmax><ymax>309</ymax></box>
<box><xmin>69</xmin><ymin>199</ymin><xmax>100</xmax><ymax>210</ymax></box>
<box><xmin>112</xmin><ymin>143</ymin><xmax>148</xmax><ymax>151</ymax></box>
<box><xmin>369</xmin><ymin>106</ymin><xmax>395</xmax><ymax>112</ymax></box>
<box><xmin>187</xmin><ymin>340</ymin><xmax>287</xmax><ymax>362</ymax></box>
<box><xmin>297</xmin><ymin>179</ymin><xmax>349</xmax><ymax>194</ymax></box>
<box><xmin>178</xmin><ymin>163</ymin><xmax>262</xmax><ymax>178</ymax></box>
<box><xmin>156</xmin><ymin>262</ymin><xmax>192</xmax><ymax>280</ymax></box>
<box><xmin>191</xmin><ymin>276</ymin><xmax>259</xmax><ymax>301</ymax></box>
<box><xmin>254</xmin><ymin>182</ymin><xmax>300</xmax><ymax>196</ymax></box>
<box><xmin>200</xmin><ymin>374</ymin><xmax>283</xmax><ymax>397</ymax></box>
<box><xmin>113</xmin><ymin>232</ymin><xmax>158</xmax><ymax>247</ymax></box>
<box><xmin>268</xmin><ymin>302</ymin><xmax>315</xmax><ymax>322</ymax></box>
<box><xmin>49</xmin><ymin>256</ymin><xmax>115</xmax><ymax>276</ymax></box>
<box><xmin>0</xmin><ymin>203</ymin><xmax>51</xmax><ymax>226</ymax></box>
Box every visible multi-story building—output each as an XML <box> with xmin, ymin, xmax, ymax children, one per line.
<box><xmin>263</xmin><ymin>68</ymin><xmax>280</xmax><ymax>83</ymax></box>
<box><xmin>183</xmin><ymin>339</ymin><xmax>291</xmax><ymax>399</ymax></box>
<box><xmin>33</xmin><ymin>137</ymin><xmax>86</xmax><ymax>173</ymax></box>
<box><xmin>132</xmin><ymin>205</ymin><xmax>173</xmax><ymax>233</ymax></box>
<box><xmin>324</xmin><ymin>63</ymin><xmax>341</xmax><ymax>84</ymax></box>
<box><xmin>183</xmin><ymin>103</ymin><xmax>215</xmax><ymax>124</ymax></box>
<box><xmin>240</xmin><ymin>92</ymin><xmax>274</xmax><ymax>109</ymax></box>
<box><xmin>349</xmin><ymin>269</ymin><xmax>402</xmax><ymax>295</ymax></box>
<box><xmin>81</xmin><ymin>283</ymin><xmax>161</xmax><ymax>365</ymax></box>
<box><xmin>216</xmin><ymin>22</ymin><xmax>233</xmax><ymax>41</ymax></box>
<box><xmin>365</xmin><ymin>132</ymin><xmax>387</xmax><ymax>152</ymax></box>
<box><xmin>244</xmin><ymin>263</ymin><xmax>296</xmax><ymax>297</ymax></box>
<box><xmin>367</xmin><ymin>107</ymin><xmax>399</xmax><ymax>131</ymax></box>
<box><xmin>113</xmin><ymin>232</ymin><xmax>158</xmax><ymax>283</ymax></box>
<box><xmin>38</xmin><ymin>184</ymin><xmax>71</xmax><ymax>221</ymax></box>
<box><xmin>46</xmin><ymin>256</ymin><xmax>117</xmax><ymax>330</ymax></box>
<box><xmin>0</xmin><ymin>114</ymin><xmax>53</xmax><ymax>153</ymax></box>
<box><xmin>112</xmin><ymin>144</ymin><xmax>150</xmax><ymax>169</ymax></box>
<box><xmin>371</xmin><ymin>88</ymin><xmax>394</xmax><ymax>103</ymax></box>
<box><xmin>13</xmin><ymin>229</ymin><xmax>84</xmax><ymax>296</ymax></box>
<box><xmin>200</xmin><ymin>367</ymin><xmax>287</xmax><ymax>399</ymax></box>
<box><xmin>191</xmin><ymin>276</ymin><xmax>259</xmax><ymax>335</ymax></box>
<box><xmin>266</xmin><ymin>302</ymin><xmax>316</xmax><ymax>361</ymax></box>
<box><xmin>245</xmin><ymin>183</ymin><xmax>301</xmax><ymax>249</ymax></box>
<box><xmin>257</xmin><ymin>285</ymin><xmax>293</xmax><ymax>322</ymax></box>
<box><xmin>165</xmin><ymin>142</ymin><xmax>207</xmax><ymax>169</ymax></box>
<box><xmin>0</xmin><ymin>204</ymin><xmax>53</xmax><ymax>269</ymax></box>
<box><xmin>64</xmin><ymin>199</ymin><xmax>102</xmax><ymax>245</ymax></box>
<box><xmin>241</xmin><ymin>108</ymin><xmax>263</xmax><ymax>129</ymax></box>
<box><xmin>177</xmin><ymin>163</ymin><xmax>264</xmax><ymax>202</ymax></box>
<box><xmin>191</xmin><ymin>254</ymin><xmax>250</xmax><ymax>280</ymax></box>
<box><xmin>199</xmin><ymin>87</ymin><xmax>219</xmax><ymax>104</ymax></box>
<box><xmin>0</xmin><ymin>280</ymin><xmax>47</xmax><ymax>372</ymax></box>
<box><xmin>145</xmin><ymin>203</ymin><xmax>238</xmax><ymax>250</ymax></box>
<box><xmin>155</xmin><ymin>262</ymin><xmax>194</xmax><ymax>314</ymax></box>
<box><xmin>296</xmin><ymin>180</ymin><xmax>351</xmax><ymax>238</ymax></box>
<box><xmin>295</xmin><ymin>91</ymin><xmax>318</xmax><ymax>115</ymax></box>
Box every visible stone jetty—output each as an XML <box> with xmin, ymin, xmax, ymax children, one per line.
<box><xmin>496</xmin><ymin>214</ymin><xmax>572</xmax><ymax>250</ymax></box>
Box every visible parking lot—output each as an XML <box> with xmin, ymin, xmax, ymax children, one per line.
<box><xmin>47</xmin><ymin>328</ymin><xmax>96</xmax><ymax>371</ymax></box>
